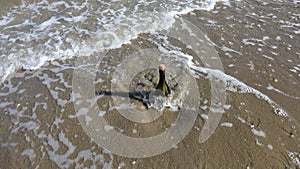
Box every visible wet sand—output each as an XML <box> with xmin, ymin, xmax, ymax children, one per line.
<box><xmin>186</xmin><ymin>0</ymin><xmax>300</xmax><ymax>122</ymax></box>
<box><xmin>1</xmin><ymin>0</ymin><xmax>300</xmax><ymax>169</ymax></box>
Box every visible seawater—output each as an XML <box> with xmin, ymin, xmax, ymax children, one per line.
<box><xmin>0</xmin><ymin>0</ymin><xmax>219</xmax><ymax>83</ymax></box>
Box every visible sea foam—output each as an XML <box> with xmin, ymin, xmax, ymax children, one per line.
<box><xmin>0</xmin><ymin>0</ymin><xmax>220</xmax><ymax>83</ymax></box>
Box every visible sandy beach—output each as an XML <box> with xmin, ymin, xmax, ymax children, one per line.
<box><xmin>0</xmin><ymin>0</ymin><xmax>299</xmax><ymax>168</ymax></box>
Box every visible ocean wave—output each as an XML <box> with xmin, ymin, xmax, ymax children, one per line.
<box><xmin>0</xmin><ymin>0</ymin><xmax>219</xmax><ymax>83</ymax></box>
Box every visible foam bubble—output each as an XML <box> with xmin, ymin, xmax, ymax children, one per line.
<box><xmin>288</xmin><ymin>151</ymin><xmax>300</xmax><ymax>168</ymax></box>
<box><xmin>221</xmin><ymin>122</ymin><xmax>233</xmax><ymax>127</ymax></box>
<box><xmin>251</xmin><ymin>128</ymin><xmax>266</xmax><ymax>137</ymax></box>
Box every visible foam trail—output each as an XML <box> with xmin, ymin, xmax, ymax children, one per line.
<box><xmin>151</xmin><ymin>36</ymin><xmax>289</xmax><ymax>117</ymax></box>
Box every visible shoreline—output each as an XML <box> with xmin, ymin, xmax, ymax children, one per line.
<box><xmin>1</xmin><ymin>33</ymin><xmax>299</xmax><ymax>168</ymax></box>
<box><xmin>1</xmin><ymin>0</ymin><xmax>300</xmax><ymax>168</ymax></box>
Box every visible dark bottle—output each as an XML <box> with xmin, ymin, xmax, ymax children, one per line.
<box><xmin>156</xmin><ymin>64</ymin><xmax>171</xmax><ymax>96</ymax></box>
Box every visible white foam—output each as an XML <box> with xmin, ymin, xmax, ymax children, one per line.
<box><xmin>85</xmin><ymin>115</ymin><xmax>92</xmax><ymax>125</ymax></box>
<box><xmin>109</xmin><ymin>103</ymin><xmax>136</xmax><ymax>111</ymax></box>
<box><xmin>267</xmin><ymin>144</ymin><xmax>273</xmax><ymax>150</ymax></box>
<box><xmin>0</xmin><ymin>101</ymin><xmax>13</xmax><ymax>108</ymax></box>
<box><xmin>12</xmin><ymin>121</ymin><xmax>40</xmax><ymax>133</ymax></box>
<box><xmin>32</xmin><ymin>102</ymin><xmax>47</xmax><ymax>113</ymax></box>
<box><xmin>210</xmin><ymin>106</ymin><xmax>225</xmax><ymax>113</ymax></box>
<box><xmin>223</xmin><ymin>104</ymin><xmax>231</xmax><ymax>110</ymax></box>
<box><xmin>200</xmin><ymin>105</ymin><xmax>208</xmax><ymax>110</ymax></box>
<box><xmin>288</xmin><ymin>151</ymin><xmax>300</xmax><ymax>168</ymax></box>
<box><xmin>1</xmin><ymin>142</ymin><xmax>18</xmax><ymax>147</ymax></box>
<box><xmin>251</xmin><ymin>128</ymin><xmax>266</xmax><ymax>137</ymax></box>
<box><xmin>220</xmin><ymin>46</ymin><xmax>242</xmax><ymax>55</ymax></box>
<box><xmin>255</xmin><ymin>138</ymin><xmax>263</xmax><ymax>146</ymax></box>
<box><xmin>118</xmin><ymin>162</ymin><xmax>126</xmax><ymax>169</ymax></box>
<box><xmin>21</xmin><ymin>149</ymin><xmax>36</xmax><ymax>163</ymax></box>
<box><xmin>267</xmin><ymin>84</ymin><xmax>300</xmax><ymax>100</ymax></box>
<box><xmin>75</xmin><ymin>107</ymin><xmax>89</xmax><ymax>116</ymax></box>
<box><xmin>242</xmin><ymin>37</ymin><xmax>267</xmax><ymax>46</ymax></box>
<box><xmin>221</xmin><ymin>122</ymin><xmax>233</xmax><ymax>127</ymax></box>
<box><xmin>104</xmin><ymin>125</ymin><xmax>114</xmax><ymax>132</ymax></box>
<box><xmin>0</xmin><ymin>0</ymin><xmax>220</xmax><ymax>83</ymax></box>
<box><xmin>235</xmin><ymin>116</ymin><xmax>246</xmax><ymax>123</ymax></box>
<box><xmin>98</xmin><ymin>111</ymin><xmax>107</xmax><ymax>117</ymax></box>
<box><xmin>47</xmin><ymin>134</ymin><xmax>59</xmax><ymax>152</ymax></box>
<box><xmin>200</xmin><ymin>114</ymin><xmax>209</xmax><ymax>120</ymax></box>
<box><xmin>132</xmin><ymin>129</ymin><xmax>137</xmax><ymax>134</ymax></box>
<box><xmin>152</xmin><ymin>35</ymin><xmax>290</xmax><ymax>117</ymax></box>
<box><xmin>46</xmin><ymin>132</ymin><xmax>113</xmax><ymax>169</ymax></box>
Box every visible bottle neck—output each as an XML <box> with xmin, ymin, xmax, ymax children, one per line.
<box><xmin>159</xmin><ymin>70</ymin><xmax>165</xmax><ymax>81</ymax></box>
<box><xmin>157</xmin><ymin>69</ymin><xmax>170</xmax><ymax>96</ymax></box>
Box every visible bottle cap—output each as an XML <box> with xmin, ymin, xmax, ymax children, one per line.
<box><xmin>159</xmin><ymin>64</ymin><xmax>166</xmax><ymax>71</ymax></box>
